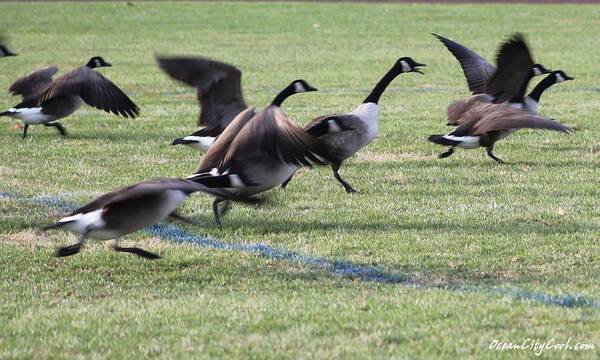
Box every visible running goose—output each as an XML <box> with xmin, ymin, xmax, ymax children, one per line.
<box><xmin>295</xmin><ymin>57</ymin><xmax>425</xmax><ymax>193</ymax></box>
<box><xmin>43</xmin><ymin>178</ymin><xmax>203</xmax><ymax>259</ymax></box>
<box><xmin>428</xmin><ymin>102</ymin><xmax>571</xmax><ymax>163</ymax></box>
<box><xmin>432</xmin><ymin>33</ymin><xmax>550</xmax><ymax>109</ymax></box>
<box><xmin>0</xmin><ymin>56</ymin><xmax>139</xmax><ymax>138</ymax></box>
<box><xmin>156</xmin><ymin>56</ymin><xmax>247</xmax><ymax>151</ymax></box>
<box><xmin>186</xmin><ymin>79</ymin><xmax>330</xmax><ymax>225</ymax></box>
<box><xmin>446</xmin><ymin>70</ymin><xmax>574</xmax><ymax>125</ymax></box>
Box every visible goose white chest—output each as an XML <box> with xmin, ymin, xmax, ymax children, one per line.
<box><xmin>350</xmin><ymin>102</ymin><xmax>379</xmax><ymax>144</ymax></box>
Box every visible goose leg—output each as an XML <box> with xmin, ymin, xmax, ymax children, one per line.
<box><xmin>439</xmin><ymin>147</ymin><xmax>455</xmax><ymax>158</ymax></box>
<box><xmin>219</xmin><ymin>200</ymin><xmax>232</xmax><ymax>217</ymax></box>
<box><xmin>168</xmin><ymin>212</ymin><xmax>197</xmax><ymax>225</ymax></box>
<box><xmin>486</xmin><ymin>145</ymin><xmax>506</xmax><ymax>164</ymax></box>
<box><xmin>281</xmin><ymin>174</ymin><xmax>294</xmax><ymax>190</ymax></box>
<box><xmin>112</xmin><ymin>242</ymin><xmax>160</xmax><ymax>260</ymax></box>
<box><xmin>212</xmin><ymin>198</ymin><xmax>228</xmax><ymax>226</ymax></box>
<box><xmin>55</xmin><ymin>228</ymin><xmax>89</xmax><ymax>257</ymax></box>
<box><xmin>44</xmin><ymin>122</ymin><xmax>67</xmax><ymax>136</ymax></box>
<box><xmin>22</xmin><ymin>124</ymin><xmax>29</xmax><ymax>139</ymax></box>
<box><xmin>332</xmin><ymin>162</ymin><xmax>356</xmax><ymax>194</ymax></box>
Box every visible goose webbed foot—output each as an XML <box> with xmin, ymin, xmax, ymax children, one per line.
<box><xmin>112</xmin><ymin>245</ymin><xmax>160</xmax><ymax>260</ymax></box>
<box><xmin>55</xmin><ymin>229</ymin><xmax>89</xmax><ymax>257</ymax></box>
<box><xmin>439</xmin><ymin>147</ymin><xmax>454</xmax><ymax>159</ymax></box>
<box><xmin>332</xmin><ymin>163</ymin><xmax>356</xmax><ymax>194</ymax></box>
<box><xmin>55</xmin><ymin>243</ymin><xmax>82</xmax><ymax>257</ymax></box>
<box><xmin>486</xmin><ymin>146</ymin><xmax>507</xmax><ymax>164</ymax></box>
<box><xmin>44</xmin><ymin>122</ymin><xmax>67</xmax><ymax>136</ymax></box>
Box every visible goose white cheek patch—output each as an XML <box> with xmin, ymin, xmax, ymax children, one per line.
<box><xmin>400</xmin><ymin>61</ymin><xmax>411</xmax><ymax>72</ymax></box>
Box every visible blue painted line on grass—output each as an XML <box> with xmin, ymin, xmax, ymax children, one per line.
<box><xmin>6</xmin><ymin>192</ymin><xmax>600</xmax><ymax>310</ymax></box>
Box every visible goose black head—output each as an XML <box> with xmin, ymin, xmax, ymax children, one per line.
<box><xmin>291</xmin><ymin>79</ymin><xmax>318</xmax><ymax>93</ymax></box>
<box><xmin>394</xmin><ymin>57</ymin><xmax>426</xmax><ymax>74</ymax></box>
<box><xmin>86</xmin><ymin>56</ymin><xmax>112</xmax><ymax>68</ymax></box>
<box><xmin>531</xmin><ymin>64</ymin><xmax>551</xmax><ymax>76</ymax></box>
<box><xmin>0</xmin><ymin>45</ymin><xmax>16</xmax><ymax>57</ymax></box>
<box><xmin>552</xmin><ymin>70</ymin><xmax>574</xmax><ymax>83</ymax></box>
<box><xmin>271</xmin><ymin>79</ymin><xmax>317</xmax><ymax>107</ymax></box>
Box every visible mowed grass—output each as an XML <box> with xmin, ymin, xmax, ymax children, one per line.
<box><xmin>0</xmin><ymin>1</ymin><xmax>599</xmax><ymax>358</ymax></box>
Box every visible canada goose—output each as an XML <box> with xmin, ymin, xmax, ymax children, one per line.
<box><xmin>444</xmin><ymin>71</ymin><xmax>574</xmax><ymax>131</ymax></box>
<box><xmin>156</xmin><ymin>56</ymin><xmax>247</xmax><ymax>151</ymax></box>
<box><xmin>0</xmin><ymin>56</ymin><xmax>139</xmax><ymax>138</ymax></box>
<box><xmin>432</xmin><ymin>33</ymin><xmax>550</xmax><ymax>110</ymax></box>
<box><xmin>295</xmin><ymin>57</ymin><xmax>425</xmax><ymax>193</ymax></box>
<box><xmin>517</xmin><ymin>70</ymin><xmax>574</xmax><ymax>114</ymax></box>
<box><xmin>0</xmin><ymin>33</ymin><xmax>16</xmax><ymax>57</ymax></box>
<box><xmin>43</xmin><ymin>178</ymin><xmax>203</xmax><ymax>259</ymax></box>
<box><xmin>186</xmin><ymin>79</ymin><xmax>330</xmax><ymax>225</ymax></box>
<box><xmin>428</xmin><ymin>101</ymin><xmax>571</xmax><ymax>163</ymax></box>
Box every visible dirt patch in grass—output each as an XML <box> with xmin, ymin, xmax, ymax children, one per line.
<box><xmin>0</xmin><ymin>166</ymin><xmax>15</xmax><ymax>177</ymax></box>
<box><xmin>0</xmin><ymin>229</ymin><xmax>58</xmax><ymax>249</ymax></box>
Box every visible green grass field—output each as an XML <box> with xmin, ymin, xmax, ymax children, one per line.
<box><xmin>1</xmin><ymin>1</ymin><xmax>599</xmax><ymax>358</ymax></box>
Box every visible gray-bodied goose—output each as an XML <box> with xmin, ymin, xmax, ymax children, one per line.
<box><xmin>186</xmin><ymin>79</ymin><xmax>331</xmax><ymax>225</ymax></box>
<box><xmin>0</xmin><ymin>56</ymin><xmax>139</xmax><ymax>138</ymax></box>
<box><xmin>297</xmin><ymin>57</ymin><xmax>425</xmax><ymax>193</ymax></box>
<box><xmin>428</xmin><ymin>102</ymin><xmax>571</xmax><ymax>163</ymax></box>
<box><xmin>44</xmin><ymin>178</ymin><xmax>203</xmax><ymax>259</ymax></box>
<box><xmin>157</xmin><ymin>56</ymin><xmax>247</xmax><ymax>151</ymax></box>
<box><xmin>432</xmin><ymin>33</ymin><xmax>550</xmax><ymax>113</ymax></box>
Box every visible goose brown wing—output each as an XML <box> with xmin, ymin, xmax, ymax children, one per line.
<box><xmin>486</xmin><ymin>33</ymin><xmax>534</xmax><ymax>103</ymax></box>
<box><xmin>432</xmin><ymin>33</ymin><xmax>496</xmax><ymax>95</ymax></box>
<box><xmin>268</xmin><ymin>108</ymin><xmax>331</xmax><ymax>167</ymax></box>
<box><xmin>199</xmin><ymin>107</ymin><xmax>330</xmax><ymax>174</ymax></box>
<box><xmin>156</xmin><ymin>56</ymin><xmax>247</xmax><ymax>128</ymax></box>
<box><xmin>38</xmin><ymin>67</ymin><xmax>139</xmax><ymax>118</ymax></box>
<box><xmin>446</xmin><ymin>94</ymin><xmax>494</xmax><ymax>126</ymax></box>
<box><xmin>196</xmin><ymin>107</ymin><xmax>256</xmax><ymax>173</ymax></box>
<box><xmin>9</xmin><ymin>66</ymin><xmax>58</xmax><ymax>98</ymax></box>
<box><xmin>472</xmin><ymin>104</ymin><xmax>570</xmax><ymax>134</ymax></box>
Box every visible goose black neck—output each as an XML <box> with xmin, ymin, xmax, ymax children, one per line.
<box><xmin>363</xmin><ymin>67</ymin><xmax>400</xmax><ymax>104</ymax></box>
<box><xmin>271</xmin><ymin>86</ymin><xmax>295</xmax><ymax>107</ymax></box>
<box><xmin>527</xmin><ymin>75</ymin><xmax>556</xmax><ymax>102</ymax></box>
<box><xmin>510</xmin><ymin>69</ymin><xmax>535</xmax><ymax>103</ymax></box>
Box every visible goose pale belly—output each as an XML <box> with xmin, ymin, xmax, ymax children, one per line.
<box><xmin>62</xmin><ymin>190</ymin><xmax>187</xmax><ymax>240</ymax></box>
<box><xmin>7</xmin><ymin>96</ymin><xmax>84</xmax><ymax>125</ymax></box>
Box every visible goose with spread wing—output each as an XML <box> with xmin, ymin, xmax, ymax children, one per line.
<box><xmin>0</xmin><ymin>56</ymin><xmax>138</xmax><ymax>138</ymax></box>
<box><xmin>157</xmin><ymin>56</ymin><xmax>247</xmax><ymax>151</ymax></box>
<box><xmin>187</xmin><ymin>79</ymin><xmax>331</xmax><ymax>225</ymax></box>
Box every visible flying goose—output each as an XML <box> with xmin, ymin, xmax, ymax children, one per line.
<box><xmin>43</xmin><ymin>178</ymin><xmax>204</xmax><ymax>259</ymax></box>
<box><xmin>0</xmin><ymin>33</ymin><xmax>16</xmax><ymax>57</ymax></box>
<box><xmin>432</xmin><ymin>33</ymin><xmax>550</xmax><ymax>111</ymax></box>
<box><xmin>0</xmin><ymin>56</ymin><xmax>139</xmax><ymax>138</ymax></box>
<box><xmin>156</xmin><ymin>56</ymin><xmax>247</xmax><ymax>151</ymax></box>
<box><xmin>428</xmin><ymin>101</ymin><xmax>571</xmax><ymax>163</ymax></box>
<box><xmin>294</xmin><ymin>57</ymin><xmax>425</xmax><ymax>193</ymax></box>
<box><xmin>186</xmin><ymin>79</ymin><xmax>330</xmax><ymax>225</ymax></box>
